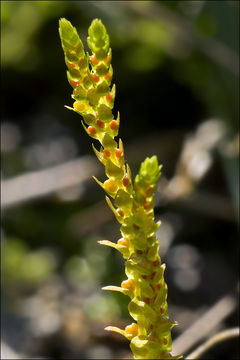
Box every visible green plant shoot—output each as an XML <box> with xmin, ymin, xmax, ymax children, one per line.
<box><xmin>59</xmin><ymin>18</ymin><xmax>181</xmax><ymax>359</ymax></box>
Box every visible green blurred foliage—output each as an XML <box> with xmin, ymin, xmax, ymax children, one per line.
<box><xmin>83</xmin><ymin>293</ymin><xmax>121</xmax><ymax>322</ymax></box>
<box><xmin>1</xmin><ymin>1</ymin><xmax>67</xmax><ymax>70</ymax></box>
<box><xmin>64</xmin><ymin>236</ymin><xmax>110</xmax><ymax>287</ymax></box>
<box><xmin>2</xmin><ymin>237</ymin><xmax>57</xmax><ymax>287</ymax></box>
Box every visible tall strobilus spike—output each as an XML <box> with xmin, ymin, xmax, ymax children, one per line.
<box><xmin>59</xmin><ymin>17</ymin><xmax>182</xmax><ymax>359</ymax></box>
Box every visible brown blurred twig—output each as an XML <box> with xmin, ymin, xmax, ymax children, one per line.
<box><xmin>1</xmin><ymin>156</ymin><xmax>99</xmax><ymax>209</ymax></box>
<box><xmin>172</xmin><ymin>294</ymin><xmax>237</xmax><ymax>356</ymax></box>
<box><xmin>186</xmin><ymin>327</ymin><xmax>239</xmax><ymax>359</ymax></box>
<box><xmin>1</xmin><ymin>340</ymin><xmax>24</xmax><ymax>359</ymax></box>
<box><xmin>1</xmin><ymin>130</ymin><xmax>184</xmax><ymax>209</ymax></box>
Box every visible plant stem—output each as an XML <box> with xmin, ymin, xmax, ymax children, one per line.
<box><xmin>186</xmin><ymin>327</ymin><xmax>239</xmax><ymax>359</ymax></box>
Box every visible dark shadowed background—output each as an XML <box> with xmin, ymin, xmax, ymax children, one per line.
<box><xmin>1</xmin><ymin>1</ymin><xmax>239</xmax><ymax>359</ymax></box>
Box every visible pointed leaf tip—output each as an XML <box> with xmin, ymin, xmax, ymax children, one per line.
<box><xmin>59</xmin><ymin>18</ymin><xmax>74</xmax><ymax>38</ymax></box>
<box><xmin>104</xmin><ymin>326</ymin><xmax>129</xmax><ymax>339</ymax></box>
<box><xmin>88</xmin><ymin>18</ymin><xmax>106</xmax><ymax>40</ymax></box>
<box><xmin>102</xmin><ymin>285</ymin><xmax>128</xmax><ymax>294</ymax></box>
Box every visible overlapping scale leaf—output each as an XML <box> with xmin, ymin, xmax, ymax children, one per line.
<box><xmin>59</xmin><ymin>19</ymin><xmax>91</xmax><ymax>91</ymax></box>
<box><xmin>87</xmin><ymin>19</ymin><xmax>110</xmax><ymax>61</ymax></box>
<box><xmin>130</xmin><ymin>336</ymin><xmax>182</xmax><ymax>360</ymax></box>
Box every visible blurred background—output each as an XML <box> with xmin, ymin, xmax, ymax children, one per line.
<box><xmin>1</xmin><ymin>1</ymin><xmax>239</xmax><ymax>359</ymax></box>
